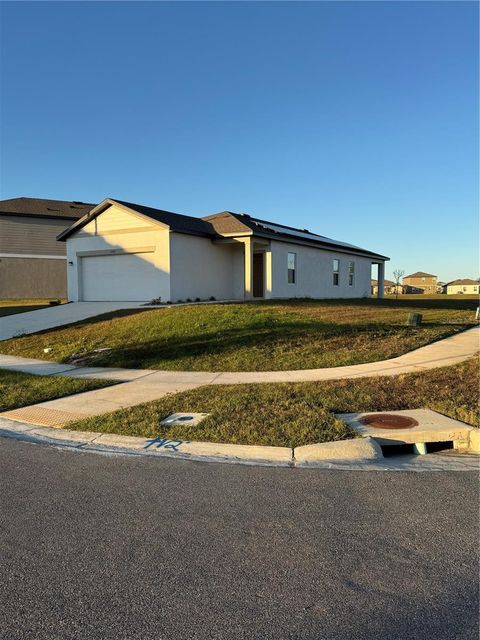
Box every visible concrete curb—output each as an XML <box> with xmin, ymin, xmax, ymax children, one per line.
<box><xmin>0</xmin><ymin>418</ymin><xmax>384</xmax><ymax>467</ymax></box>
<box><xmin>294</xmin><ymin>437</ymin><xmax>383</xmax><ymax>466</ymax></box>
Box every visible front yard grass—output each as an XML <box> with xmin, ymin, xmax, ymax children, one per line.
<box><xmin>0</xmin><ymin>370</ymin><xmax>113</xmax><ymax>413</ymax></box>
<box><xmin>68</xmin><ymin>357</ymin><xmax>479</xmax><ymax>448</ymax></box>
<box><xmin>0</xmin><ymin>298</ymin><xmax>477</xmax><ymax>372</ymax></box>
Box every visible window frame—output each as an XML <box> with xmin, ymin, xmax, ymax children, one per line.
<box><xmin>332</xmin><ymin>259</ymin><xmax>340</xmax><ymax>286</ymax></box>
<box><xmin>287</xmin><ymin>252</ymin><xmax>296</xmax><ymax>285</ymax></box>
<box><xmin>348</xmin><ymin>261</ymin><xmax>355</xmax><ymax>286</ymax></box>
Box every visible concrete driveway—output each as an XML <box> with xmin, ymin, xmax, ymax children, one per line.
<box><xmin>0</xmin><ymin>437</ymin><xmax>478</xmax><ymax>640</ymax></box>
<box><xmin>0</xmin><ymin>302</ymin><xmax>144</xmax><ymax>340</ymax></box>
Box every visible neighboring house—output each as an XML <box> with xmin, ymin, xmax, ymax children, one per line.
<box><xmin>58</xmin><ymin>198</ymin><xmax>389</xmax><ymax>303</ymax></box>
<box><xmin>402</xmin><ymin>271</ymin><xmax>437</xmax><ymax>294</ymax></box>
<box><xmin>371</xmin><ymin>279</ymin><xmax>403</xmax><ymax>296</ymax></box>
<box><xmin>0</xmin><ymin>197</ymin><xmax>95</xmax><ymax>298</ymax></box>
<box><xmin>436</xmin><ymin>281</ymin><xmax>446</xmax><ymax>294</ymax></box>
<box><xmin>445</xmin><ymin>279</ymin><xmax>480</xmax><ymax>295</ymax></box>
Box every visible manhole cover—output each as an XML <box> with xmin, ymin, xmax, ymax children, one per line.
<box><xmin>359</xmin><ymin>414</ymin><xmax>419</xmax><ymax>429</ymax></box>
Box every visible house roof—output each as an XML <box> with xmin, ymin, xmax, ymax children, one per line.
<box><xmin>403</xmin><ymin>271</ymin><xmax>437</xmax><ymax>279</ymax></box>
<box><xmin>371</xmin><ymin>279</ymin><xmax>396</xmax><ymax>286</ymax></box>
<box><xmin>114</xmin><ymin>200</ymin><xmax>216</xmax><ymax>237</ymax></box>
<box><xmin>57</xmin><ymin>198</ymin><xmax>389</xmax><ymax>261</ymax></box>
<box><xmin>57</xmin><ymin>198</ymin><xmax>218</xmax><ymax>241</ymax></box>
<box><xmin>205</xmin><ymin>211</ymin><xmax>389</xmax><ymax>261</ymax></box>
<box><xmin>0</xmin><ymin>197</ymin><xmax>95</xmax><ymax>220</ymax></box>
<box><xmin>446</xmin><ymin>278</ymin><xmax>479</xmax><ymax>286</ymax></box>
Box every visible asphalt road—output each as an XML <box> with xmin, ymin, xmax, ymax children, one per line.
<box><xmin>0</xmin><ymin>437</ymin><xmax>478</xmax><ymax>640</ymax></box>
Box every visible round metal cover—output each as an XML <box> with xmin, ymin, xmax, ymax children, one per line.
<box><xmin>359</xmin><ymin>414</ymin><xmax>419</xmax><ymax>429</ymax></box>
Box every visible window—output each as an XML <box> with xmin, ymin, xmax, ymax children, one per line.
<box><xmin>287</xmin><ymin>252</ymin><xmax>296</xmax><ymax>284</ymax></box>
<box><xmin>333</xmin><ymin>259</ymin><xmax>339</xmax><ymax>286</ymax></box>
<box><xmin>348</xmin><ymin>261</ymin><xmax>355</xmax><ymax>286</ymax></box>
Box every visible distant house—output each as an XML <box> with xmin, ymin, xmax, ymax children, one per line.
<box><xmin>58</xmin><ymin>197</ymin><xmax>389</xmax><ymax>302</ymax></box>
<box><xmin>371</xmin><ymin>279</ymin><xmax>402</xmax><ymax>296</ymax></box>
<box><xmin>0</xmin><ymin>198</ymin><xmax>95</xmax><ymax>298</ymax></box>
<box><xmin>445</xmin><ymin>279</ymin><xmax>479</xmax><ymax>295</ymax></box>
<box><xmin>402</xmin><ymin>271</ymin><xmax>437</xmax><ymax>295</ymax></box>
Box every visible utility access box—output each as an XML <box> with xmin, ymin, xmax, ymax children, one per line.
<box><xmin>407</xmin><ymin>312</ymin><xmax>423</xmax><ymax>326</ymax></box>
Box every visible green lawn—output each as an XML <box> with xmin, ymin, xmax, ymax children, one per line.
<box><xmin>0</xmin><ymin>298</ymin><xmax>477</xmax><ymax>371</ymax></box>
<box><xmin>68</xmin><ymin>357</ymin><xmax>479</xmax><ymax>447</ymax></box>
<box><xmin>0</xmin><ymin>370</ymin><xmax>113</xmax><ymax>413</ymax></box>
<box><xmin>0</xmin><ymin>299</ymin><xmax>64</xmax><ymax>317</ymax></box>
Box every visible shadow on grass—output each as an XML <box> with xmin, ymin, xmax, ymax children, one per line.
<box><xmin>74</xmin><ymin>318</ymin><xmax>468</xmax><ymax>369</ymax></box>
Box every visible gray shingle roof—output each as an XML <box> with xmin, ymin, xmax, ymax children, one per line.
<box><xmin>446</xmin><ymin>278</ymin><xmax>479</xmax><ymax>286</ymax></box>
<box><xmin>115</xmin><ymin>200</ymin><xmax>215</xmax><ymax>237</ymax></box>
<box><xmin>205</xmin><ymin>211</ymin><xmax>389</xmax><ymax>261</ymax></box>
<box><xmin>0</xmin><ymin>197</ymin><xmax>95</xmax><ymax>220</ymax></box>
<box><xmin>404</xmin><ymin>271</ymin><xmax>437</xmax><ymax>279</ymax></box>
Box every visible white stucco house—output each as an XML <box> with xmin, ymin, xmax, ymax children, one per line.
<box><xmin>57</xmin><ymin>198</ymin><xmax>389</xmax><ymax>302</ymax></box>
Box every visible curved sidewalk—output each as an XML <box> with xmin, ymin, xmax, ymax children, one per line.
<box><xmin>0</xmin><ymin>327</ymin><xmax>478</xmax><ymax>428</ymax></box>
<box><xmin>0</xmin><ymin>326</ymin><xmax>478</xmax><ymax>384</ymax></box>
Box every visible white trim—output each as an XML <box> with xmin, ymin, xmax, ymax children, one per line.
<box><xmin>75</xmin><ymin>246</ymin><xmax>155</xmax><ymax>258</ymax></box>
<box><xmin>0</xmin><ymin>253</ymin><xmax>66</xmax><ymax>260</ymax></box>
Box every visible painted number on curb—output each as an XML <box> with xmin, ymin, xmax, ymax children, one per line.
<box><xmin>144</xmin><ymin>438</ymin><xmax>189</xmax><ymax>452</ymax></box>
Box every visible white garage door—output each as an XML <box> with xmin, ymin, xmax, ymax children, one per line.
<box><xmin>81</xmin><ymin>252</ymin><xmax>161</xmax><ymax>301</ymax></box>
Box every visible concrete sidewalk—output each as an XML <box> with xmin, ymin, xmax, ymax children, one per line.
<box><xmin>0</xmin><ymin>302</ymin><xmax>144</xmax><ymax>341</ymax></box>
<box><xmin>0</xmin><ymin>327</ymin><xmax>478</xmax><ymax>427</ymax></box>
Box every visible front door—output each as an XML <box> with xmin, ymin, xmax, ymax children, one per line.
<box><xmin>253</xmin><ymin>253</ymin><xmax>264</xmax><ymax>298</ymax></box>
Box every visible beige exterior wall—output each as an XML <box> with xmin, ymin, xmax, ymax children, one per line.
<box><xmin>446</xmin><ymin>283</ymin><xmax>479</xmax><ymax>295</ymax></box>
<box><xmin>0</xmin><ymin>256</ymin><xmax>67</xmax><ymax>298</ymax></box>
<box><xmin>0</xmin><ymin>216</ymin><xmax>73</xmax><ymax>256</ymax></box>
<box><xmin>268</xmin><ymin>240</ymin><xmax>374</xmax><ymax>299</ymax></box>
<box><xmin>66</xmin><ymin>204</ymin><xmax>170</xmax><ymax>301</ymax></box>
<box><xmin>403</xmin><ymin>276</ymin><xmax>437</xmax><ymax>294</ymax></box>
<box><xmin>169</xmin><ymin>233</ymin><xmax>242</xmax><ymax>301</ymax></box>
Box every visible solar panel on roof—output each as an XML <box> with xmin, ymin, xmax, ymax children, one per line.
<box><xmin>251</xmin><ymin>219</ymin><xmax>364</xmax><ymax>251</ymax></box>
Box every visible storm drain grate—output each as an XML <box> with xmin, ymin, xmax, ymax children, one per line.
<box><xmin>359</xmin><ymin>413</ymin><xmax>419</xmax><ymax>430</ymax></box>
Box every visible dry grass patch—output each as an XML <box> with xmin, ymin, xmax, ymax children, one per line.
<box><xmin>68</xmin><ymin>357</ymin><xmax>479</xmax><ymax>448</ymax></box>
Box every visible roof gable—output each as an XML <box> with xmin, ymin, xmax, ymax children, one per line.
<box><xmin>57</xmin><ymin>198</ymin><xmax>218</xmax><ymax>241</ymax></box>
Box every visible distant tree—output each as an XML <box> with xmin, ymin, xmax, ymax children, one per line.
<box><xmin>393</xmin><ymin>269</ymin><xmax>405</xmax><ymax>300</ymax></box>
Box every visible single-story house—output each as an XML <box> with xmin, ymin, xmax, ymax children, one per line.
<box><xmin>0</xmin><ymin>197</ymin><xmax>95</xmax><ymax>298</ymax></box>
<box><xmin>445</xmin><ymin>279</ymin><xmax>479</xmax><ymax>295</ymax></box>
<box><xmin>58</xmin><ymin>198</ymin><xmax>389</xmax><ymax>303</ymax></box>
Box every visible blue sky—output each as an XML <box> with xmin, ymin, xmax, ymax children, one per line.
<box><xmin>1</xmin><ymin>1</ymin><xmax>478</xmax><ymax>282</ymax></box>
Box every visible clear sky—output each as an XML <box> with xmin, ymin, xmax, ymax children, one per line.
<box><xmin>1</xmin><ymin>1</ymin><xmax>478</xmax><ymax>282</ymax></box>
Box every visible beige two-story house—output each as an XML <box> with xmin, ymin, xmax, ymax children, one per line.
<box><xmin>0</xmin><ymin>198</ymin><xmax>95</xmax><ymax>298</ymax></box>
<box><xmin>402</xmin><ymin>271</ymin><xmax>437</xmax><ymax>294</ymax></box>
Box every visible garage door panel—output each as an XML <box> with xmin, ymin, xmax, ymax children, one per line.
<box><xmin>81</xmin><ymin>253</ymin><xmax>162</xmax><ymax>301</ymax></box>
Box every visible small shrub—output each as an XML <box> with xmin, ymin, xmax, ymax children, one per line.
<box><xmin>195</xmin><ymin>297</ymin><xmax>201</xmax><ymax>302</ymax></box>
<box><xmin>186</xmin><ymin>298</ymin><xmax>192</xmax><ymax>303</ymax></box>
<box><xmin>177</xmin><ymin>300</ymin><xmax>184</xmax><ymax>304</ymax></box>
<box><xmin>209</xmin><ymin>296</ymin><xmax>216</xmax><ymax>301</ymax></box>
<box><xmin>166</xmin><ymin>300</ymin><xmax>172</xmax><ymax>305</ymax></box>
